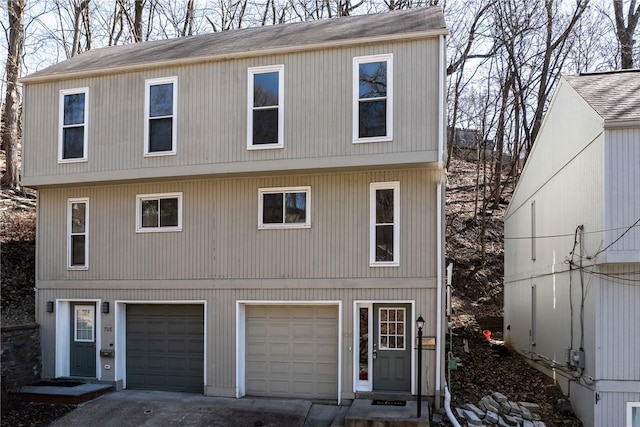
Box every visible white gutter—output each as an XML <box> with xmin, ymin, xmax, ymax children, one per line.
<box><xmin>444</xmin><ymin>383</ymin><xmax>462</xmax><ymax>427</ymax></box>
<box><xmin>435</xmin><ymin>33</ymin><xmax>446</xmax><ymax>407</ymax></box>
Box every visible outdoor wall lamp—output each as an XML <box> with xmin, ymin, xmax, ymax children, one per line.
<box><xmin>416</xmin><ymin>315</ymin><xmax>425</xmax><ymax>418</ymax></box>
<box><xmin>101</xmin><ymin>301</ymin><xmax>110</xmax><ymax>314</ymax></box>
<box><xmin>46</xmin><ymin>301</ymin><xmax>54</xmax><ymax>313</ymax></box>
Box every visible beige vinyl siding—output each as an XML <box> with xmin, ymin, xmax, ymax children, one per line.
<box><xmin>37</xmin><ymin>169</ymin><xmax>437</xmax><ymax>281</ymax></box>
<box><xmin>22</xmin><ymin>39</ymin><xmax>440</xmax><ymax>182</ymax></box>
<box><xmin>35</xmin><ymin>286</ymin><xmax>438</xmax><ymax>400</ymax></box>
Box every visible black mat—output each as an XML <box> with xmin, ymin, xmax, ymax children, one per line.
<box><xmin>371</xmin><ymin>399</ymin><xmax>406</xmax><ymax>406</ymax></box>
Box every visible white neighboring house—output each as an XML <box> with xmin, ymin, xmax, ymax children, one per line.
<box><xmin>504</xmin><ymin>70</ymin><xmax>640</xmax><ymax>427</ymax></box>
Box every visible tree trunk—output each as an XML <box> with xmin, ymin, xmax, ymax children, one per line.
<box><xmin>614</xmin><ymin>0</ymin><xmax>640</xmax><ymax>69</ymax></box>
<box><xmin>1</xmin><ymin>0</ymin><xmax>25</xmax><ymax>189</ymax></box>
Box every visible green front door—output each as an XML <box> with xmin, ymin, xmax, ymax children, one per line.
<box><xmin>372</xmin><ymin>304</ymin><xmax>411</xmax><ymax>391</ymax></box>
<box><xmin>70</xmin><ymin>303</ymin><xmax>96</xmax><ymax>377</ymax></box>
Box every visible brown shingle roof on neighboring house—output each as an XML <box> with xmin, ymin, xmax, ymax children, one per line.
<box><xmin>564</xmin><ymin>69</ymin><xmax>640</xmax><ymax>121</ymax></box>
<box><xmin>23</xmin><ymin>7</ymin><xmax>446</xmax><ymax>83</ymax></box>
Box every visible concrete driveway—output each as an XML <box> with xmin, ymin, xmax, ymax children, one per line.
<box><xmin>49</xmin><ymin>390</ymin><xmax>343</xmax><ymax>427</ymax></box>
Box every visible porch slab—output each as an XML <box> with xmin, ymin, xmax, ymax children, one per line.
<box><xmin>16</xmin><ymin>382</ymin><xmax>114</xmax><ymax>404</ymax></box>
<box><xmin>345</xmin><ymin>399</ymin><xmax>430</xmax><ymax>427</ymax></box>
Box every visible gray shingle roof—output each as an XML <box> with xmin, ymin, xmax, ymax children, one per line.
<box><xmin>564</xmin><ymin>69</ymin><xmax>640</xmax><ymax>121</ymax></box>
<box><xmin>24</xmin><ymin>7</ymin><xmax>445</xmax><ymax>82</ymax></box>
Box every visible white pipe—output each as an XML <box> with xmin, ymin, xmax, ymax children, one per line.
<box><xmin>435</xmin><ymin>32</ymin><xmax>446</xmax><ymax>408</ymax></box>
<box><xmin>444</xmin><ymin>383</ymin><xmax>462</xmax><ymax>427</ymax></box>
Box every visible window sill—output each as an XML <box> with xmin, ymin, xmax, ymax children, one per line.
<box><xmin>67</xmin><ymin>266</ymin><xmax>89</xmax><ymax>271</ymax></box>
<box><xmin>58</xmin><ymin>158</ymin><xmax>88</xmax><ymax>164</ymax></box>
<box><xmin>353</xmin><ymin>136</ymin><xmax>393</xmax><ymax>144</ymax></box>
<box><xmin>247</xmin><ymin>144</ymin><xmax>284</xmax><ymax>151</ymax></box>
<box><xmin>136</xmin><ymin>227</ymin><xmax>182</xmax><ymax>233</ymax></box>
<box><xmin>259</xmin><ymin>224</ymin><xmax>311</xmax><ymax>230</ymax></box>
<box><xmin>144</xmin><ymin>151</ymin><xmax>177</xmax><ymax>157</ymax></box>
<box><xmin>369</xmin><ymin>262</ymin><xmax>399</xmax><ymax>268</ymax></box>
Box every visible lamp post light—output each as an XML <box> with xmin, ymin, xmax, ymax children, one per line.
<box><xmin>416</xmin><ymin>315</ymin><xmax>425</xmax><ymax>418</ymax></box>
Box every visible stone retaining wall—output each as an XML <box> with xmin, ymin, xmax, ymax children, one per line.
<box><xmin>1</xmin><ymin>323</ymin><xmax>41</xmax><ymax>393</ymax></box>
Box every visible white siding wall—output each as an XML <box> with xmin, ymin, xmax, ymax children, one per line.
<box><xmin>605</xmin><ymin>128</ymin><xmax>640</xmax><ymax>262</ymax></box>
<box><xmin>504</xmin><ymin>80</ymin><xmax>640</xmax><ymax>427</ymax></box>
<box><xmin>596</xmin><ymin>264</ymin><xmax>640</xmax><ymax>381</ymax></box>
<box><xmin>23</xmin><ymin>39</ymin><xmax>441</xmax><ymax>182</ymax></box>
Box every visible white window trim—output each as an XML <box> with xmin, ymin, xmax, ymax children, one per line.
<box><xmin>353</xmin><ymin>54</ymin><xmax>393</xmax><ymax>144</ymax></box>
<box><xmin>247</xmin><ymin>64</ymin><xmax>284</xmax><ymax>150</ymax></box>
<box><xmin>144</xmin><ymin>76</ymin><xmax>178</xmax><ymax>157</ymax></box>
<box><xmin>136</xmin><ymin>192</ymin><xmax>183</xmax><ymax>233</ymax></box>
<box><xmin>74</xmin><ymin>305</ymin><xmax>95</xmax><ymax>343</ymax></box>
<box><xmin>67</xmin><ymin>197</ymin><xmax>89</xmax><ymax>270</ymax></box>
<box><xmin>258</xmin><ymin>186</ymin><xmax>310</xmax><ymax>229</ymax></box>
<box><xmin>58</xmin><ymin>87</ymin><xmax>89</xmax><ymax>163</ymax></box>
<box><xmin>627</xmin><ymin>402</ymin><xmax>640</xmax><ymax>427</ymax></box>
<box><xmin>370</xmin><ymin>181</ymin><xmax>399</xmax><ymax>267</ymax></box>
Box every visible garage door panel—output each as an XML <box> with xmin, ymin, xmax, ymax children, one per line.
<box><xmin>247</xmin><ymin>361</ymin><xmax>267</xmax><ymax>374</ymax></box>
<box><xmin>293</xmin><ymin>345</ymin><xmax>313</xmax><ymax>358</ymax></box>
<box><xmin>245</xmin><ymin>305</ymin><xmax>337</xmax><ymax>400</ymax></box>
<box><xmin>126</xmin><ymin>304</ymin><xmax>204</xmax><ymax>393</ymax></box>
<box><xmin>317</xmin><ymin>344</ymin><xmax>338</xmax><ymax>357</ymax></box>
<box><xmin>270</xmin><ymin>361</ymin><xmax>291</xmax><ymax>375</ymax></box>
<box><xmin>269</xmin><ymin>343</ymin><xmax>291</xmax><ymax>357</ymax></box>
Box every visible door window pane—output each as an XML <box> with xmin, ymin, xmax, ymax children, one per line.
<box><xmin>359</xmin><ymin>307</ymin><xmax>369</xmax><ymax>381</ymax></box>
<box><xmin>379</xmin><ymin>308</ymin><xmax>405</xmax><ymax>350</ymax></box>
<box><xmin>75</xmin><ymin>307</ymin><xmax>94</xmax><ymax>342</ymax></box>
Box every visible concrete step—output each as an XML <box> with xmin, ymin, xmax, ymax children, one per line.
<box><xmin>345</xmin><ymin>399</ymin><xmax>430</xmax><ymax>427</ymax></box>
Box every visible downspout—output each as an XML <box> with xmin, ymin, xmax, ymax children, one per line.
<box><xmin>444</xmin><ymin>382</ymin><xmax>462</xmax><ymax>427</ymax></box>
<box><xmin>435</xmin><ymin>32</ymin><xmax>447</xmax><ymax>407</ymax></box>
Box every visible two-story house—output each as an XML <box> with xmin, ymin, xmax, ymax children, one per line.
<box><xmin>20</xmin><ymin>8</ymin><xmax>448</xmax><ymax>404</ymax></box>
<box><xmin>504</xmin><ymin>70</ymin><xmax>640</xmax><ymax>427</ymax></box>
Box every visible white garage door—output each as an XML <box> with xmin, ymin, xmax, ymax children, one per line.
<box><xmin>245</xmin><ymin>305</ymin><xmax>338</xmax><ymax>400</ymax></box>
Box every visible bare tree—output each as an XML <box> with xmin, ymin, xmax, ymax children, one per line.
<box><xmin>1</xmin><ymin>0</ymin><xmax>24</xmax><ymax>189</ymax></box>
<box><xmin>614</xmin><ymin>0</ymin><xmax>640</xmax><ymax>68</ymax></box>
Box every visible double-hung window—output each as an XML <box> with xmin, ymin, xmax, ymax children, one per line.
<box><xmin>136</xmin><ymin>192</ymin><xmax>182</xmax><ymax>232</ymax></box>
<box><xmin>247</xmin><ymin>65</ymin><xmax>284</xmax><ymax>149</ymax></box>
<box><xmin>370</xmin><ymin>182</ymin><xmax>399</xmax><ymax>266</ymax></box>
<box><xmin>353</xmin><ymin>54</ymin><xmax>393</xmax><ymax>143</ymax></box>
<box><xmin>145</xmin><ymin>77</ymin><xmax>177</xmax><ymax>156</ymax></box>
<box><xmin>68</xmin><ymin>198</ymin><xmax>89</xmax><ymax>269</ymax></box>
<box><xmin>59</xmin><ymin>88</ymin><xmax>89</xmax><ymax>162</ymax></box>
<box><xmin>258</xmin><ymin>186</ymin><xmax>310</xmax><ymax>229</ymax></box>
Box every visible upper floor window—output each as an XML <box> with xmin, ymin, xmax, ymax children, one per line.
<box><xmin>59</xmin><ymin>88</ymin><xmax>89</xmax><ymax>162</ymax></box>
<box><xmin>247</xmin><ymin>65</ymin><xmax>284</xmax><ymax>149</ymax></box>
<box><xmin>353</xmin><ymin>54</ymin><xmax>393</xmax><ymax>143</ymax></box>
<box><xmin>68</xmin><ymin>198</ymin><xmax>89</xmax><ymax>269</ymax></box>
<box><xmin>145</xmin><ymin>77</ymin><xmax>177</xmax><ymax>156</ymax></box>
<box><xmin>136</xmin><ymin>192</ymin><xmax>182</xmax><ymax>232</ymax></box>
<box><xmin>370</xmin><ymin>182</ymin><xmax>399</xmax><ymax>266</ymax></box>
<box><xmin>258</xmin><ymin>186</ymin><xmax>310</xmax><ymax>229</ymax></box>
